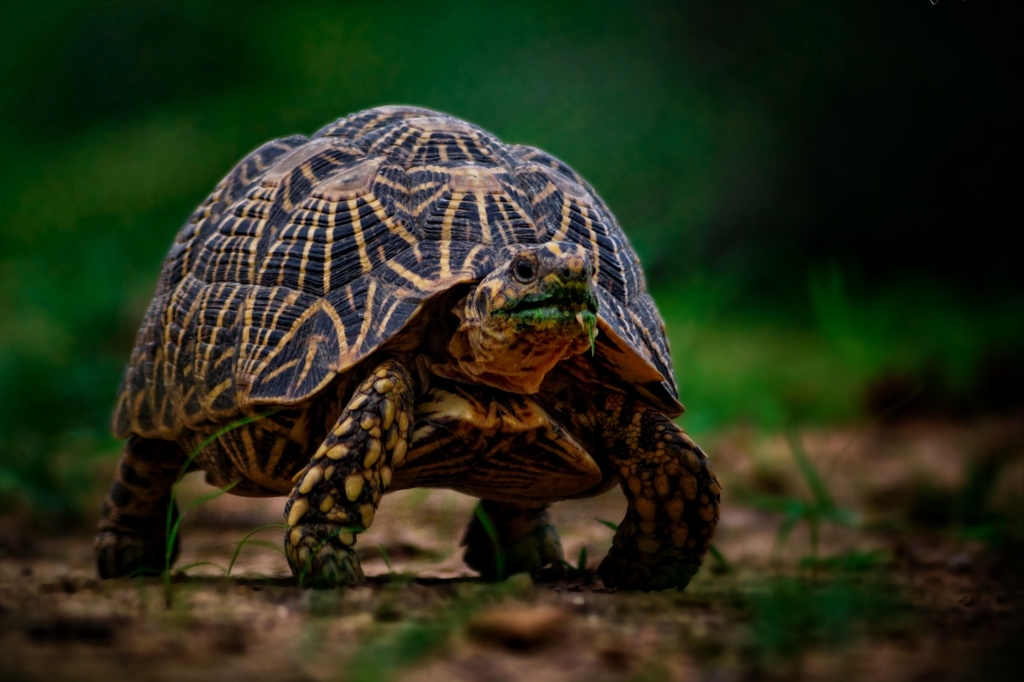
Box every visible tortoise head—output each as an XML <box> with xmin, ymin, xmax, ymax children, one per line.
<box><xmin>449</xmin><ymin>242</ymin><xmax>599</xmax><ymax>394</ymax></box>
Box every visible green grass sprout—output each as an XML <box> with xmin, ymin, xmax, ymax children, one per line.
<box><xmin>226</xmin><ymin>523</ymin><xmax>289</xmax><ymax>576</ymax></box>
<box><xmin>473</xmin><ymin>503</ymin><xmax>505</xmax><ymax>580</ymax></box>
<box><xmin>161</xmin><ymin>408</ymin><xmax>280</xmax><ymax>606</ymax></box>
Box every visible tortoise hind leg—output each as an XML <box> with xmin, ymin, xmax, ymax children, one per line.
<box><xmin>284</xmin><ymin>358</ymin><xmax>415</xmax><ymax>587</ymax></box>
<box><xmin>462</xmin><ymin>500</ymin><xmax>564</xmax><ymax>580</ymax></box>
<box><xmin>96</xmin><ymin>436</ymin><xmax>186</xmax><ymax>578</ymax></box>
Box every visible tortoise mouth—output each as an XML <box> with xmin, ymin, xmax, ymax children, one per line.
<box><xmin>497</xmin><ymin>283</ymin><xmax>598</xmax><ymax>318</ymax></box>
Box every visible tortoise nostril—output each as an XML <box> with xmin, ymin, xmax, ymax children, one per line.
<box><xmin>560</xmin><ymin>265</ymin><xmax>572</xmax><ymax>280</ymax></box>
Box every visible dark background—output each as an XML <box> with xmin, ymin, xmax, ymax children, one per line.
<box><xmin>0</xmin><ymin>0</ymin><xmax>1021</xmax><ymax>515</ymax></box>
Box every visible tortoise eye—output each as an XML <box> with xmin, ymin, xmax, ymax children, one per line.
<box><xmin>512</xmin><ymin>257</ymin><xmax>537</xmax><ymax>283</ymax></box>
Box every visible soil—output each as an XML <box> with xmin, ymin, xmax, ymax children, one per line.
<box><xmin>1</xmin><ymin>418</ymin><xmax>1022</xmax><ymax>681</ymax></box>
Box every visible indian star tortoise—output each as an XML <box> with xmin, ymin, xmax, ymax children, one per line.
<box><xmin>96</xmin><ymin>105</ymin><xmax>721</xmax><ymax>591</ymax></box>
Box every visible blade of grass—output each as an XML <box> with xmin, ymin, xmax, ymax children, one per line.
<box><xmin>378</xmin><ymin>544</ymin><xmax>394</xmax><ymax>573</ymax></box>
<box><xmin>161</xmin><ymin>408</ymin><xmax>281</xmax><ymax>607</ymax></box>
<box><xmin>227</xmin><ymin>523</ymin><xmax>289</xmax><ymax>576</ymax></box>
<box><xmin>577</xmin><ymin>546</ymin><xmax>588</xmax><ymax>571</ymax></box>
<box><xmin>167</xmin><ymin>479</ymin><xmax>240</xmax><ymax>566</ymax></box>
<box><xmin>597</xmin><ymin>518</ymin><xmax>619</xmax><ymax>532</ymax></box>
<box><xmin>473</xmin><ymin>503</ymin><xmax>505</xmax><ymax>580</ymax></box>
<box><xmin>708</xmin><ymin>544</ymin><xmax>731</xmax><ymax>572</ymax></box>
<box><xmin>786</xmin><ymin>430</ymin><xmax>836</xmax><ymax>512</ymax></box>
<box><xmin>175</xmin><ymin>561</ymin><xmax>228</xmax><ymax>575</ymax></box>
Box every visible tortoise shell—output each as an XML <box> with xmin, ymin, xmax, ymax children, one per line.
<box><xmin>113</xmin><ymin>106</ymin><xmax>681</xmax><ymax>440</ymax></box>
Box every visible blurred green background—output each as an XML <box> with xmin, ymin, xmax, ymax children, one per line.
<box><xmin>1</xmin><ymin>0</ymin><xmax>1020</xmax><ymax>517</ymax></box>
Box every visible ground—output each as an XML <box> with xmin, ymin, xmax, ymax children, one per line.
<box><xmin>1</xmin><ymin>417</ymin><xmax>1022</xmax><ymax>682</ymax></box>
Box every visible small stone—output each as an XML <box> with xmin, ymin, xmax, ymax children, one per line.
<box><xmin>467</xmin><ymin>605</ymin><xmax>570</xmax><ymax>649</ymax></box>
<box><xmin>948</xmin><ymin>552</ymin><xmax>973</xmax><ymax>574</ymax></box>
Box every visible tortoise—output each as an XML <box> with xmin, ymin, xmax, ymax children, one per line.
<box><xmin>96</xmin><ymin>105</ymin><xmax>721</xmax><ymax>591</ymax></box>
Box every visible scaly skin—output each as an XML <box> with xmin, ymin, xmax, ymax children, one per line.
<box><xmin>461</xmin><ymin>500</ymin><xmax>565</xmax><ymax>580</ymax></box>
<box><xmin>591</xmin><ymin>394</ymin><xmax>721</xmax><ymax>591</ymax></box>
<box><xmin>283</xmin><ymin>358</ymin><xmax>415</xmax><ymax>587</ymax></box>
<box><xmin>95</xmin><ymin>437</ymin><xmax>187</xmax><ymax>578</ymax></box>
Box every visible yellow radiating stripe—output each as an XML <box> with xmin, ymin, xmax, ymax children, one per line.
<box><xmin>408</xmin><ymin>131</ymin><xmax>432</xmax><ymax>161</ymax></box>
<box><xmin>553</xmin><ymin>195</ymin><xmax>572</xmax><ymax>241</ymax></box>
<box><xmin>321</xmin><ymin>300</ymin><xmax>349</xmax><ymax>358</ymax></box>
<box><xmin>297</xmin><ymin>229</ymin><xmax>315</xmax><ymax>292</ymax></box>
<box><xmin>411</xmin><ymin>185</ymin><xmax>447</xmax><ymax>217</ymax></box>
<box><xmin>347</xmin><ymin>198</ymin><xmax>372</xmax><ymax>276</ymax></box>
<box><xmin>358</xmin><ymin>112</ymin><xmax>387</xmax><ymax>137</ymax></box>
<box><xmin>580</xmin><ymin>202</ymin><xmax>601</xmax><ymax>278</ymax></box>
<box><xmin>241</xmin><ymin>288</ymin><xmax>256</xmax><ymax>358</ymax></box>
<box><xmin>530</xmin><ymin>179</ymin><xmax>558</xmax><ymax>206</ymax></box>
<box><xmin>201</xmin><ymin>378</ymin><xmax>234</xmax><ymax>410</ymax></box>
<box><xmin>240</xmin><ymin>425</ymin><xmax>257</xmax><ymax>470</ymax></box>
<box><xmin>352</xmin><ymin>279</ymin><xmax>377</xmax><ymax>354</ymax></box>
<box><xmin>373</xmin><ymin>174</ymin><xmax>410</xmax><ymax>194</ymax></box>
<box><xmin>460</xmin><ymin>243</ymin><xmax>486</xmax><ymax>274</ymax></box>
<box><xmin>322</xmin><ymin>209</ymin><xmax>335</xmax><ymax>294</ymax></box>
<box><xmin>474</xmin><ymin>192</ymin><xmax>492</xmax><ymax>244</ymax></box>
<box><xmin>385</xmin><ymin>259</ymin><xmax>433</xmax><ymax>290</ymax></box>
<box><xmin>374</xmin><ymin>296</ymin><xmax>403</xmax><ymax>336</ymax></box>
<box><xmin>440</xmin><ymin>191</ymin><xmax>464</xmax><ymax>279</ymax></box>
<box><xmin>373</xmin><ymin>125</ymin><xmax>415</xmax><ymax>154</ymax></box>
<box><xmin>264</xmin><ymin>436</ymin><xmax>289</xmax><ymax>478</ymax></box>
<box><xmin>491</xmin><ymin>194</ymin><xmax>515</xmax><ymax>244</ymax></box>
<box><xmin>268</xmin><ymin>289</ymin><xmax>302</xmax><ymax>333</ymax></box>
<box><xmin>294</xmin><ymin>340</ymin><xmax>320</xmax><ymax>389</ymax></box>
<box><xmin>212</xmin><ymin>346</ymin><xmax>235</xmax><ymax>371</ymax></box>
<box><xmin>263</xmin><ymin>358</ymin><xmax>301</xmax><ymax>384</ymax></box>
<box><xmin>453</xmin><ymin>134</ymin><xmax>473</xmax><ymax>160</ymax></box>
<box><xmin>411</xmin><ymin>180</ymin><xmax>442</xmax><ymax>193</ymax></box>
<box><xmin>367</xmin><ymin>196</ymin><xmax>418</xmax><ymax>247</ymax></box>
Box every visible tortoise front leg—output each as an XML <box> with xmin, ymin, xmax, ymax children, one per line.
<box><xmin>284</xmin><ymin>358</ymin><xmax>414</xmax><ymax>587</ymax></box>
<box><xmin>595</xmin><ymin>396</ymin><xmax>721</xmax><ymax>591</ymax></box>
<box><xmin>96</xmin><ymin>437</ymin><xmax>187</xmax><ymax>578</ymax></box>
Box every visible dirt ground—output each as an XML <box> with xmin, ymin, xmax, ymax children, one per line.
<box><xmin>2</xmin><ymin>418</ymin><xmax>1022</xmax><ymax>682</ymax></box>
